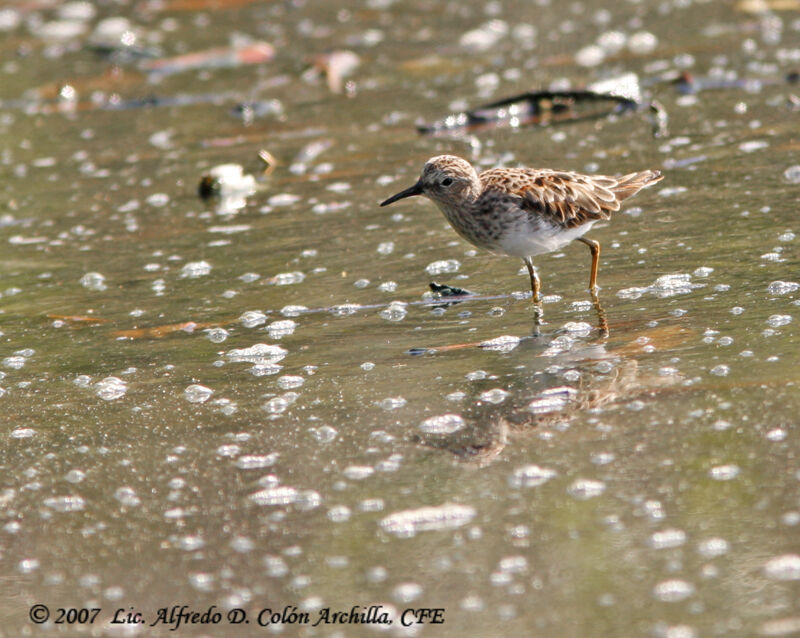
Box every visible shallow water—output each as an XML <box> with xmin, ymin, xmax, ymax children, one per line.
<box><xmin>1</xmin><ymin>1</ymin><xmax>799</xmax><ymax>637</ymax></box>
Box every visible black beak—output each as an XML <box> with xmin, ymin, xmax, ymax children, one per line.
<box><xmin>380</xmin><ymin>180</ymin><xmax>424</xmax><ymax>207</ymax></box>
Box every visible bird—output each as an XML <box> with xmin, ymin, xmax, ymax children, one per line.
<box><xmin>380</xmin><ymin>154</ymin><xmax>662</xmax><ymax>307</ymax></box>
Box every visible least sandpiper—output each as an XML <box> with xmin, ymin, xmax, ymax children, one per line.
<box><xmin>381</xmin><ymin>155</ymin><xmax>662</xmax><ymax>307</ymax></box>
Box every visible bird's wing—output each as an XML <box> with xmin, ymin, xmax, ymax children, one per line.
<box><xmin>479</xmin><ymin>168</ymin><xmax>659</xmax><ymax>228</ymax></box>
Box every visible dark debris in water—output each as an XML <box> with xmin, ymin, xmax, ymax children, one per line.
<box><xmin>418</xmin><ymin>75</ymin><xmax>669</xmax><ymax>138</ymax></box>
<box><xmin>428</xmin><ymin>281</ymin><xmax>476</xmax><ymax>297</ymax></box>
<box><xmin>416</xmin><ymin>69</ymin><xmax>800</xmax><ymax>140</ymax></box>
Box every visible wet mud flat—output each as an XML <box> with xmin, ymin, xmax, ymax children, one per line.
<box><xmin>1</xmin><ymin>1</ymin><xmax>800</xmax><ymax>637</ymax></box>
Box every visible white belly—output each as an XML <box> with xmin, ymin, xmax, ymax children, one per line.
<box><xmin>496</xmin><ymin>221</ymin><xmax>596</xmax><ymax>257</ymax></box>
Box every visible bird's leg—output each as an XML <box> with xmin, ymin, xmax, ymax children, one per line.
<box><xmin>523</xmin><ymin>256</ymin><xmax>544</xmax><ymax>328</ymax></box>
<box><xmin>591</xmin><ymin>289</ymin><xmax>609</xmax><ymax>337</ymax></box>
<box><xmin>523</xmin><ymin>256</ymin><xmax>541</xmax><ymax>304</ymax></box>
<box><xmin>576</xmin><ymin>237</ymin><xmax>600</xmax><ymax>294</ymax></box>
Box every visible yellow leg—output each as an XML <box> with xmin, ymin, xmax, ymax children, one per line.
<box><xmin>523</xmin><ymin>257</ymin><xmax>541</xmax><ymax>304</ymax></box>
<box><xmin>577</xmin><ymin>237</ymin><xmax>600</xmax><ymax>293</ymax></box>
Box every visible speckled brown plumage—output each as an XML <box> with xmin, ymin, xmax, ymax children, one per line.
<box><xmin>381</xmin><ymin>154</ymin><xmax>662</xmax><ymax>305</ymax></box>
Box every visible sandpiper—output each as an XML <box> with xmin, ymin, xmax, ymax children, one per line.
<box><xmin>380</xmin><ymin>155</ymin><xmax>662</xmax><ymax>305</ymax></box>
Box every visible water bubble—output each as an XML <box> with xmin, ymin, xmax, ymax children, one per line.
<box><xmin>650</xmin><ymin>274</ymin><xmax>702</xmax><ymax>297</ymax></box>
<box><xmin>575</xmin><ymin>44</ymin><xmax>605</xmax><ymax>67</ymax></box>
<box><xmin>697</xmin><ymin>538</ymin><xmax>730</xmax><ymax>558</ymax></box>
<box><xmin>277</xmin><ymin>375</ymin><xmax>304</xmax><ymax>390</ymax></box>
<box><xmin>759</xmin><ymin>618</ymin><xmax>800</xmax><ymax>636</ymax></box>
<box><xmin>268</xmin><ymin>193</ymin><xmax>300</xmax><ymax>207</ymax></box>
<box><xmin>236</xmin><ymin>454</ymin><xmax>279</xmax><ymax>469</ymax></box>
<box><xmin>3</xmin><ymin>356</ymin><xmax>25</xmax><ymax>370</ymax></box>
<box><xmin>739</xmin><ymin>140</ymin><xmax>769</xmax><ymax>153</ymax></box>
<box><xmin>312</xmin><ymin>426</ymin><xmax>337</xmax><ymax>443</ymax></box>
<box><xmin>425</xmin><ymin>259</ymin><xmax>460</xmax><ymax>275</ymax></box>
<box><xmin>528</xmin><ymin>387</ymin><xmax>578</xmax><ymax>415</ymax></box>
<box><xmin>250</xmin><ymin>486</ymin><xmax>299</xmax><ymax>506</ymax></box>
<box><xmin>567</xmin><ymin>479</ymin><xmax>606</xmax><ymax>500</ymax></box>
<box><xmin>379</xmin><ymin>301</ymin><xmax>408</xmax><ymax>321</ymax></box>
<box><xmin>328</xmin><ymin>505</ymin><xmax>351</xmax><ymax>522</ymax></box>
<box><xmin>343</xmin><ymin>466</ymin><xmax>374</xmax><ymax>480</ymax></box>
<box><xmin>650</xmin><ymin>529</ymin><xmax>687</xmax><ymax>549</ymax></box>
<box><xmin>180</xmin><ymin>261</ymin><xmax>212</xmax><ymax>278</ymax></box>
<box><xmin>508</xmin><ymin>465</ymin><xmax>557</xmax><ymax>488</ymax></box>
<box><xmin>782</xmin><ymin>165</ymin><xmax>800</xmax><ymax>183</ymax></box>
<box><xmin>262</xmin><ymin>393</ymin><xmax>298</xmax><ymax>414</ymax></box>
<box><xmin>479</xmin><ymin>335</ymin><xmax>520</xmax><ymax>352</ymax></box>
<box><xmin>709</xmin><ymin>365</ymin><xmax>730</xmax><ymax>377</ymax></box>
<box><xmin>465</xmin><ymin>370</ymin><xmax>488</xmax><ymax>381</ymax></box>
<box><xmin>95</xmin><ymin>377</ymin><xmax>127</xmax><ymax>400</ymax></box>
<box><xmin>764</xmin><ymin>555</ymin><xmax>800</xmax><ymax>580</ymax></box>
<box><xmin>653</xmin><ymin>579</ymin><xmax>695</xmax><ymax>602</ymax></box>
<box><xmin>64</xmin><ymin>469</ymin><xmax>85</xmax><ymax>483</ymax></box>
<box><xmin>766</xmin><ymin>428</ymin><xmax>787</xmax><ymax>441</ymax></box>
<box><xmin>43</xmin><ymin>495</ymin><xmax>86</xmax><ymax>512</ymax></box>
<box><xmin>17</xmin><ymin>557</ymin><xmax>40</xmax><ymax>574</ymax></box>
<box><xmin>226</xmin><ymin>344</ymin><xmax>287</xmax><ymax>365</ymax></box>
<box><xmin>380</xmin><ymin>503</ymin><xmax>476</xmax><ymax>537</ymax></box>
<box><xmin>766</xmin><ymin>314</ymin><xmax>792</xmax><ymax>327</ymax></box>
<box><xmin>628</xmin><ymin>31</ymin><xmax>658</xmax><ymax>54</ymax></box>
<box><xmin>709</xmin><ymin>464</ymin><xmax>740</xmax><ymax>480</ymax></box>
<box><xmin>377</xmin><ymin>242</ymin><xmax>394</xmax><ymax>255</ymax></box>
<box><xmin>240</xmin><ymin>310</ymin><xmax>267</xmax><ymax>328</ymax></box>
<box><xmin>479</xmin><ymin>388</ymin><xmax>509</xmax><ymax>404</ymax></box>
<box><xmin>281</xmin><ymin>305</ymin><xmax>308</xmax><ymax>317</ymax></box>
<box><xmin>182</xmin><ymin>383</ymin><xmax>215</xmax><ymax>404</ymax></box>
<box><xmin>419</xmin><ymin>414</ymin><xmax>465</xmax><ymax>434</ymax></box>
<box><xmin>80</xmin><ymin>272</ymin><xmax>107</xmax><ymax>291</ymax></box>
<box><xmin>267</xmin><ymin>320</ymin><xmax>297</xmax><ymax>339</ymax></box>
<box><xmin>330</xmin><ymin>303</ymin><xmax>361</xmax><ymax>317</ymax></box>
<box><xmin>216</xmin><ymin>444</ymin><xmax>240</xmax><ymax>458</ymax></box>
<box><xmin>273</xmin><ymin>271</ymin><xmax>305</xmax><ymax>286</ymax></box>
<box><xmin>378</xmin><ymin>397</ymin><xmax>407</xmax><ymax>410</ymax></box>
<box><xmin>250</xmin><ymin>363</ymin><xmax>282</xmax><ymax>377</ymax></box>
<box><xmin>460</xmin><ymin>19</ymin><xmax>509</xmax><ymax>52</ymax></box>
<box><xmin>204</xmin><ymin>327</ymin><xmax>229</xmax><ymax>343</ymax></box>
<box><xmin>597</xmin><ymin>30</ymin><xmax>626</xmax><ymax>53</ymax></box>
<box><xmin>767</xmin><ymin>281</ymin><xmax>800</xmax><ymax>295</ymax></box>
<box><xmin>114</xmin><ymin>487</ymin><xmax>141</xmax><ymax>507</ymax></box>
<box><xmin>562</xmin><ymin>321</ymin><xmax>593</xmax><ymax>335</ymax></box>
<box><xmin>393</xmin><ymin>583</ymin><xmax>423</xmax><ymax>603</ymax></box>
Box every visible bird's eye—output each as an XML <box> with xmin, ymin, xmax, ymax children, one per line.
<box><xmin>441</xmin><ymin>177</ymin><xmax>453</xmax><ymax>187</ymax></box>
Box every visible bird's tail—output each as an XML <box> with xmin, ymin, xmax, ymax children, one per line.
<box><xmin>613</xmin><ymin>170</ymin><xmax>663</xmax><ymax>201</ymax></box>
